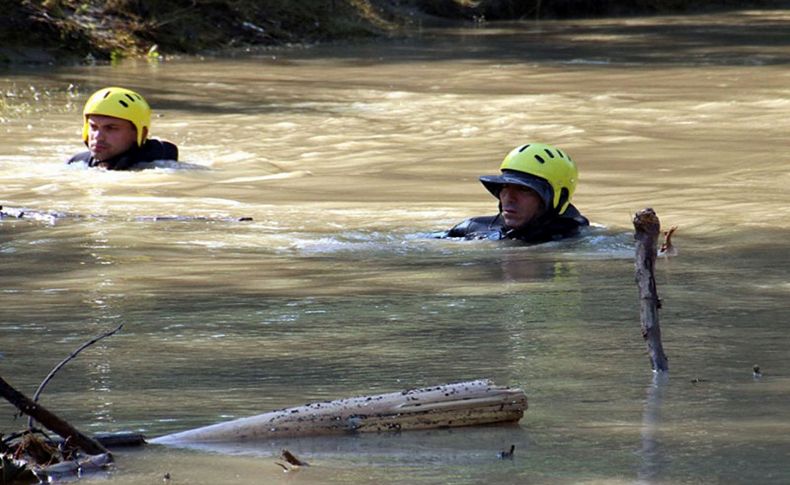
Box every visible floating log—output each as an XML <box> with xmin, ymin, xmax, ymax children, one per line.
<box><xmin>151</xmin><ymin>379</ymin><xmax>527</xmax><ymax>444</ymax></box>
<box><xmin>93</xmin><ymin>432</ymin><xmax>147</xmax><ymax>448</ymax></box>
<box><xmin>0</xmin><ymin>205</ymin><xmax>252</xmax><ymax>223</ymax></box>
<box><xmin>0</xmin><ymin>205</ymin><xmax>67</xmax><ymax>223</ymax></box>
<box><xmin>633</xmin><ymin>208</ymin><xmax>669</xmax><ymax>372</ymax></box>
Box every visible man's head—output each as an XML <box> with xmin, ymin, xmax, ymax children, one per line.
<box><xmin>479</xmin><ymin>143</ymin><xmax>578</xmax><ymax>229</ymax></box>
<box><xmin>82</xmin><ymin>87</ymin><xmax>151</xmax><ymax>160</ymax></box>
<box><xmin>497</xmin><ymin>182</ymin><xmax>546</xmax><ymax>229</ymax></box>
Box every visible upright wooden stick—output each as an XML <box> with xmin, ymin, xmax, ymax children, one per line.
<box><xmin>633</xmin><ymin>208</ymin><xmax>669</xmax><ymax>372</ymax></box>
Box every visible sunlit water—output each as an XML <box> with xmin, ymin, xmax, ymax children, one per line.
<box><xmin>2</xmin><ymin>9</ymin><xmax>789</xmax><ymax>484</ymax></box>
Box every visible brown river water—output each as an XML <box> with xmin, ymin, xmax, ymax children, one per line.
<box><xmin>2</xmin><ymin>9</ymin><xmax>789</xmax><ymax>484</ymax></box>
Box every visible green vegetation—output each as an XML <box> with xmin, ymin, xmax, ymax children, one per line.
<box><xmin>0</xmin><ymin>0</ymin><xmax>782</xmax><ymax>63</ymax></box>
<box><xmin>2</xmin><ymin>0</ymin><xmax>394</xmax><ymax>62</ymax></box>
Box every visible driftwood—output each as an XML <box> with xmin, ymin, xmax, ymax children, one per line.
<box><xmin>633</xmin><ymin>208</ymin><xmax>669</xmax><ymax>372</ymax></box>
<box><xmin>0</xmin><ymin>326</ymin><xmax>130</xmax><ymax>483</ymax></box>
<box><xmin>0</xmin><ymin>375</ymin><xmax>108</xmax><ymax>456</ymax></box>
<box><xmin>151</xmin><ymin>379</ymin><xmax>527</xmax><ymax>444</ymax></box>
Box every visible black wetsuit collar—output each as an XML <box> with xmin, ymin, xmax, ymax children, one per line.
<box><xmin>88</xmin><ymin>144</ymin><xmax>143</xmax><ymax>170</ymax></box>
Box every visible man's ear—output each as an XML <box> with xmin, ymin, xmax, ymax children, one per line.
<box><xmin>141</xmin><ymin>126</ymin><xmax>149</xmax><ymax>143</ymax></box>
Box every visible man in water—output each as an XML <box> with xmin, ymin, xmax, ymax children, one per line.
<box><xmin>441</xmin><ymin>143</ymin><xmax>589</xmax><ymax>243</ymax></box>
<box><xmin>68</xmin><ymin>86</ymin><xmax>178</xmax><ymax>170</ymax></box>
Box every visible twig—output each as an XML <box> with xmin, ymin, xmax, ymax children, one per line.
<box><xmin>658</xmin><ymin>225</ymin><xmax>678</xmax><ymax>257</ymax></box>
<box><xmin>28</xmin><ymin>324</ymin><xmax>123</xmax><ymax>430</ymax></box>
<box><xmin>0</xmin><ymin>376</ymin><xmax>109</xmax><ymax>456</ymax></box>
<box><xmin>281</xmin><ymin>449</ymin><xmax>308</xmax><ymax>467</ymax></box>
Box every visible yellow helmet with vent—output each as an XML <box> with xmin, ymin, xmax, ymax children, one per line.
<box><xmin>480</xmin><ymin>143</ymin><xmax>578</xmax><ymax>214</ymax></box>
<box><xmin>82</xmin><ymin>87</ymin><xmax>151</xmax><ymax>146</ymax></box>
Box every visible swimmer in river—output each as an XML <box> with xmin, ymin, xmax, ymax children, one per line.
<box><xmin>439</xmin><ymin>142</ymin><xmax>589</xmax><ymax>243</ymax></box>
<box><xmin>68</xmin><ymin>86</ymin><xmax>178</xmax><ymax>171</ymax></box>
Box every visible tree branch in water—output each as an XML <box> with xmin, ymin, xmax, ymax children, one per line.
<box><xmin>633</xmin><ymin>208</ymin><xmax>669</xmax><ymax>372</ymax></box>
<box><xmin>28</xmin><ymin>323</ymin><xmax>124</xmax><ymax>430</ymax></box>
<box><xmin>0</xmin><ymin>376</ymin><xmax>109</xmax><ymax>456</ymax></box>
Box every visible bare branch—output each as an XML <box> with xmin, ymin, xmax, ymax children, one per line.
<box><xmin>0</xmin><ymin>375</ymin><xmax>109</xmax><ymax>456</ymax></box>
<box><xmin>28</xmin><ymin>324</ymin><xmax>123</xmax><ymax>430</ymax></box>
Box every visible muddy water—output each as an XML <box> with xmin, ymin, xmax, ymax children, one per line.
<box><xmin>2</xmin><ymin>9</ymin><xmax>789</xmax><ymax>484</ymax></box>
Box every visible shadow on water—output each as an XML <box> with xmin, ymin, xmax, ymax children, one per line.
<box><xmin>55</xmin><ymin>9</ymin><xmax>790</xmax><ymax>116</ymax></box>
<box><xmin>637</xmin><ymin>372</ymin><xmax>669</xmax><ymax>482</ymax></box>
<box><xmin>228</xmin><ymin>10</ymin><xmax>790</xmax><ymax>66</ymax></box>
<box><xmin>150</xmin><ymin>424</ymin><xmax>530</xmax><ymax>465</ymax></box>
<box><xmin>3</xmin><ymin>10</ymin><xmax>790</xmax><ymax>121</ymax></box>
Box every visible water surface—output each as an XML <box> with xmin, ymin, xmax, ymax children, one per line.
<box><xmin>1</xmin><ymin>9</ymin><xmax>789</xmax><ymax>484</ymax></box>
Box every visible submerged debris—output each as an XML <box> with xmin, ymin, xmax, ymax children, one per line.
<box><xmin>1</xmin><ymin>431</ymin><xmax>113</xmax><ymax>483</ymax></box>
<box><xmin>1</xmin><ymin>454</ymin><xmax>34</xmax><ymax>483</ymax></box>
<box><xmin>497</xmin><ymin>444</ymin><xmax>515</xmax><ymax>459</ymax></box>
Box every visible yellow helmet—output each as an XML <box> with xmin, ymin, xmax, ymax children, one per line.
<box><xmin>82</xmin><ymin>87</ymin><xmax>151</xmax><ymax>146</ymax></box>
<box><xmin>480</xmin><ymin>143</ymin><xmax>578</xmax><ymax>214</ymax></box>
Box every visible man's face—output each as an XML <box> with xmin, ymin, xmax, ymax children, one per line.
<box><xmin>86</xmin><ymin>114</ymin><xmax>138</xmax><ymax>161</ymax></box>
<box><xmin>499</xmin><ymin>184</ymin><xmax>545</xmax><ymax>229</ymax></box>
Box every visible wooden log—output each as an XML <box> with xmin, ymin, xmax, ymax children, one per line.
<box><xmin>51</xmin><ymin>431</ymin><xmax>147</xmax><ymax>448</ymax></box>
<box><xmin>0</xmin><ymin>375</ymin><xmax>109</xmax><ymax>456</ymax></box>
<box><xmin>93</xmin><ymin>432</ymin><xmax>147</xmax><ymax>448</ymax></box>
<box><xmin>633</xmin><ymin>208</ymin><xmax>669</xmax><ymax>372</ymax></box>
<box><xmin>151</xmin><ymin>379</ymin><xmax>527</xmax><ymax>444</ymax></box>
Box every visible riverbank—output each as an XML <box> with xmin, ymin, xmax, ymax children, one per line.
<box><xmin>0</xmin><ymin>0</ymin><xmax>784</xmax><ymax>65</ymax></box>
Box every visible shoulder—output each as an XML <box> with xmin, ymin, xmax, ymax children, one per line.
<box><xmin>67</xmin><ymin>151</ymin><xmax>92</xmax><ymax>165</ymax></box>
<box><xmin>559</xmin><ymin>204</ymin><xmax>590</xmax><ymax>228</ymax></box>
<box><xmin>443</xmin><ymin>215</ymin><xmax>503</xmax><ymax>239</ymax></box>
<box><xmin>539</xmin><ymin>204</ymin><xmax>590</xmax><ymax>240</ymax></box>
<box><xmin>140</xmin><ymin>139</ymin><xmax>179</xmax><ymax>161</ymax></box>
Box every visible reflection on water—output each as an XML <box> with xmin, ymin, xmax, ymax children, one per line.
<box><xmin>2</xmin><ymin>8</ymin><xmax>790</xmax><ymax>485</ymax></box>
<box><xmin>638</xmin><ymin>373</ymin><xmax>669</xmax><ymax>482</ymax></box>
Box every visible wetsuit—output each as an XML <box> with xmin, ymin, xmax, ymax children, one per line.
<box><xmin>441</xmin><ymin>204</ymin><xmax>589</xmax><ymax>243</ymax></box>
<box><xmin>68</xmin><ymin>138</ymin><xmax>178</xmax><ymax>171</ymax></box>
